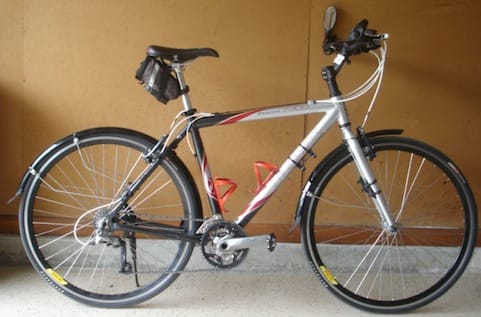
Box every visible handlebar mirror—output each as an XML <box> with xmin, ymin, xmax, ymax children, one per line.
<box><xmin>323</xmin><ymin>6</ymin><xmax>337</xmax><ymax>33</ymax></box>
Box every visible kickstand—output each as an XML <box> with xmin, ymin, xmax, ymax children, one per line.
<box><xmin>119</xmin><ymin>232</ymin><xmax>140</xmax><ymax>288</ymax></box>
<box><xmin>127</xmin><ymin>232</ymin><xmax>140</xmax><ymax>288</ymax></box>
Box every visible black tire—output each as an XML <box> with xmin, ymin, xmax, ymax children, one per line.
<box><xmin>301</xmin><ymin>136</ymin><xmax>477</xmax><ymax>313</ymax></box>
<box><xmin>19</xmin><ymin>127</ymin><xmax>202</xmax><ymax>307</ymax></box>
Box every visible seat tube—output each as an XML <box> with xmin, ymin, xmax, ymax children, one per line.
<box><xmin>189</xmin><ymin>125</ymin><xmax>223</xmax><ymax>216</ymax></box>
<box><xmin>172</xmin><ymin>63</ymin><xmax>222</xmax><ymax>215</ymax></box>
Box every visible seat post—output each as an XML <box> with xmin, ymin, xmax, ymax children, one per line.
<box><xmin>171</xmin><ymin>63</ymin><xmax>194</xmax><ymax>112</ymax></box>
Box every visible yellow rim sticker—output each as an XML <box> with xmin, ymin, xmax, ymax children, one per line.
<box><xmin>46</xmin><ymin>268</ymin><xmax>68</xmax><ymax>286</ymax></box>
<box><xmin>320</xmin><ymin>266</ymin><xmax>338</xmax><ymax>285</ymax></box>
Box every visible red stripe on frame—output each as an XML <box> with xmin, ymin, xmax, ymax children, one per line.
<box><xmin>201</xmin><ymin>154</ymin><xmax>216</xmax><ymax>199</ymax></box>
<box><xmin>218</xmin><ymin>109</ymin><xmax>260</xmax><ymax>125</ymax></box>
<box><xmin>241</xmin><ymin>195</ymin><xmax>272</xmax><ymax>216</ymax></box>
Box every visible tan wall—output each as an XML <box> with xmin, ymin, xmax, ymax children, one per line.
<box><xmin>1</xmin><ymin>0</ymin><xmax>480</xmax><ymax>240</ymax></box>
<box><xmin>0</xmin><ymin>0</ymin><xmax>24</xmax><ymax>217</ymax></box>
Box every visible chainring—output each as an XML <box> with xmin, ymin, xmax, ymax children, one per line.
<box><xmin>200</xmin><ymin>220</ymin><xmax>248</xmax><ymax>269</ymax></box>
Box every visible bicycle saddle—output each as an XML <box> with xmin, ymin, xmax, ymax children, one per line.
<box><xmin>146</xmin><ymin>45</ymin><xmax>219</xmax><ymax>63</ymax></box>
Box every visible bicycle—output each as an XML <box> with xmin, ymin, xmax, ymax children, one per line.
<box><xmin>12</xmin><ymin>6</ymin><xmax>477</xmax><ymax>313</ymax></box>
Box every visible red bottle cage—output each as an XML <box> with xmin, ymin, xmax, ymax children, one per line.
<box><xmin>212</xmin><ymin>162</ymin><xmax>277</xmax><ymax>213</ymax></box>
<box><xmin>252</xmin><ymin>161</ymin><xmax>278</xmax><ymax>195</ymax></box>
<box><xmin>213</xmin><ymin>178</ymin><xmax>237</xmax><ymax>213</ymax></box>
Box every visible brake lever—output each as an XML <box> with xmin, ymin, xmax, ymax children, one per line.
<box><xmin>323</xmin><ymin>39</ymin><xmax>343</xmax><ymax>55</ymax></box>
<box><xmin>364</xmin><ymin>29</ymin><xmax>389</xmax><ymax>40</ymax></box>
<box><xmin>323</xmin><ymin>32</ymin><xmax>338</xmax><ymax>55</ymax></box>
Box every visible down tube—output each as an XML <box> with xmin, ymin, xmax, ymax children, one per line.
<box><xmin>235</xmin><ymin>108</ymin><xmax>339</xmax><ymax>227</ymax></box>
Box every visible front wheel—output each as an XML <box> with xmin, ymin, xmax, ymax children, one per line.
<box><xmin>18</xmin><ymin>128</ymin><xmax>202</xmax><ymax>307</ymax></box>
<box><xmin>301</xmin><ymin>136</ymin><xmax>477</xmax><ymax>313</ymax></box>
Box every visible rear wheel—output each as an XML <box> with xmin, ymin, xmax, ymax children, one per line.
<box><xmin>19</xmin><ymin>128</ymin><xmax>201</xmax><ymax>307</ymax></box>
<box><xmin>301</xmin><ymin>136</ymin><xmax>477</xmax><ymax>313</ymax></box>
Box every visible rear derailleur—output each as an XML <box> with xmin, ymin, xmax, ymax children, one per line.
<box><xmin>91</xmin><ymin>210</ymin><xmax>140</xmax><ymax>285</ymax></box>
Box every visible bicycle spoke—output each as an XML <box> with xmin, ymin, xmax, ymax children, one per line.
<box><xmin>304</xmin><ymin>137</ymin><xmax>476</xmax><ymax>312</ymax></box>
<box><xmin>345</xmin><ymin>229</ymin><xmax>385</xmax><ymax>288</ymax></box>
<box><xmin>20</xmin><ymin>129</ymin><xmax>200</xmax><ymax>306</ymax></box>
<box><xmin>397</xmin><ymin>155</ymin><xmax>425</xmax><ymax>222</ymax></box>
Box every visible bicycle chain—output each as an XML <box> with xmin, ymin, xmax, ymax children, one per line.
<box><xmin>113</xmin><ymin>213</ymin><xmax>309</xmax><ymax>274</ymax></box>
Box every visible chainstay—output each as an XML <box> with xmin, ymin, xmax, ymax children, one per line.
<box><xmin>117</xmin><ymin>214</ymin><xmax>309</xmax><ymax>274</ymax></box>
<box><xmin>122</xmin><ymin>211</ymin><xmax>205</xmax><ymax>224</ymax></box>
<box><xmin>89</xmin><ymin>213</ymin><xmax>310</xmax><ymax>274</ymax></box>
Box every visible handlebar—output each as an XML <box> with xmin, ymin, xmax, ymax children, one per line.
<box><xmin>320</xmin><ymin>10</ymin><xmax>388</xmax><ymax>96</ymax></box>
<box><xmin>323</xmin><ymin>18</ymin><xmax>388</xmax><ymax>60</ymax></box>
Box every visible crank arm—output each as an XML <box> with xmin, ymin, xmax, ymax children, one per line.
<box><xmin>217</xmin><ymin>233</ymin><xmax>276</xmax><ymax>253</ymax></box>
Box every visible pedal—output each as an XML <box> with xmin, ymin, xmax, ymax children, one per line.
<box><xmin>267</xmin><ymin>233</ymin><xmax>277</xmax><ymax>252</ymax></box>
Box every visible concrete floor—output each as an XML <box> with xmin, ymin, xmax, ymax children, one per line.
<box><xmin>1</xmin><ymin>235</ymin><xmax>480</xmax><ymax>317</ymax></box>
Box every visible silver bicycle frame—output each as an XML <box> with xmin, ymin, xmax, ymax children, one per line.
<box><xmin>230</xmin><ymin>100</ymin><xmax>340</xmax><ymax>226</ymax></box>
<box><xmin>172</xmin><ymin>64</ymin><xmax>396</xmax><ymax>231</ymax></box>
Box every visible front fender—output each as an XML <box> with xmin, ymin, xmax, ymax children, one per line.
<box><xmin>292</xmin><ymin>129</ymin><xmax>403</xmax><ymax>227</ymax></box>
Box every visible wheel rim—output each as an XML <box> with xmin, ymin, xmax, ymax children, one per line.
<box><xmin>305</xmin><ymin>139</ymin><xmax>475</xmax><ymax>310</ymax></box>
<box><xmin>21</xmin><ymin>132</ymin><xmax>196</xmax><ymax>305</ymax></box>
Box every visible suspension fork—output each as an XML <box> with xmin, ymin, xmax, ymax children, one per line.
<box><xmin>336</xmin><ymin>103</ymin><xmax>397</xmax><ymax>232</ymax></box>
<box><xmin>323</xmin><ymin>64</ymin><xmax>397</xmax><ymax>232</ymax></box>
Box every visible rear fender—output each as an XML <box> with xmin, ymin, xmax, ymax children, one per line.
<box><xmin>9</xmin><ymin>127</ymin><xmax>162</xmax><ymax>203</ymax></box>
<box><xmin>9</xmin><ymin>137</ymin><xmax>76</xmax><ymax>203</ymax></box>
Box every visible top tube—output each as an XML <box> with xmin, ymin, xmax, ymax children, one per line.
<box><xmin>192</xmin><ymin>100</ymin><xmax>336</xmax><ymax>129</ymax></box>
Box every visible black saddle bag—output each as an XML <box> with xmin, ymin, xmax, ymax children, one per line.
<box><xmin>135</xmin><ymin>56</ymin><xmax>180</xmax><ymax>104</ymax></box>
